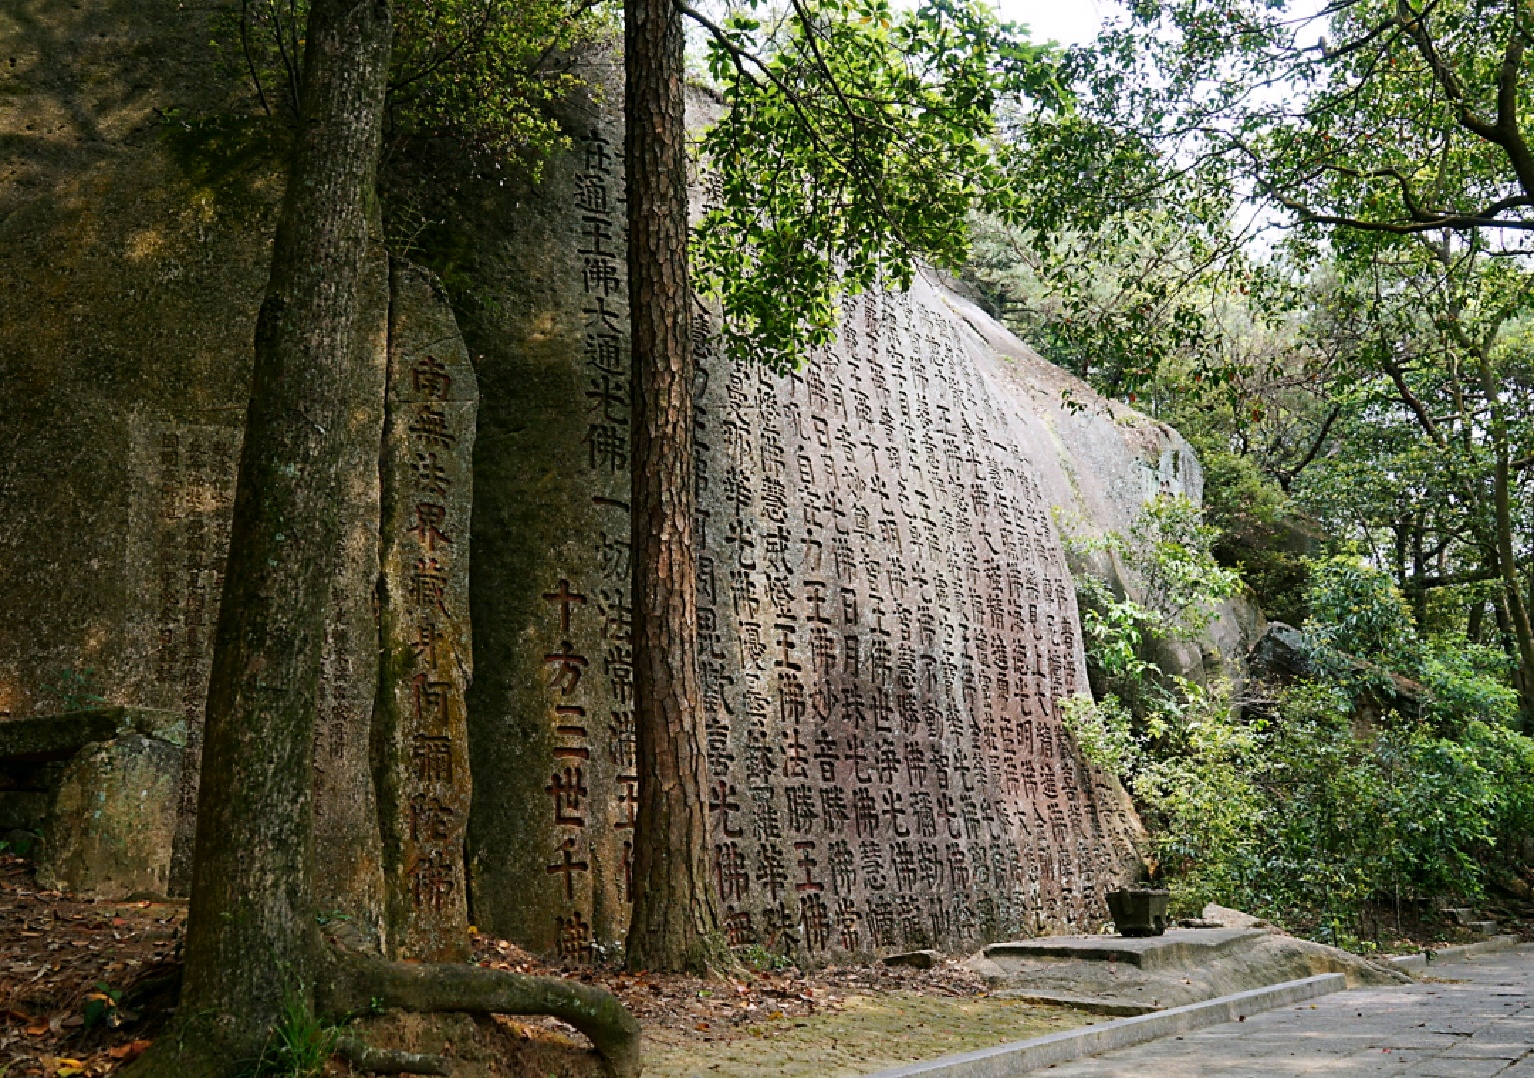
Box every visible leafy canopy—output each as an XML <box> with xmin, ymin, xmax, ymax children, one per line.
<box><xmin>218</xmin><ymin>0</ymin><xmax>604</xmax><ymax>166</ymax></box>
<box><xmin>690</xmin><ymin>0</ymin><xmax>1060</xmax><ymax>370</ymax></box>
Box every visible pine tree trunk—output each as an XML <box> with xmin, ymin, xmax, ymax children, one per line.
<box><xmin>121</xmin><ymin>0</ymin><xmax>393</xmax><ymax>1069</ymax></box>
<box><xmin>623</xmin><ymin>0</ymin><xmax>722</xmax><ymax>972</ymax></box>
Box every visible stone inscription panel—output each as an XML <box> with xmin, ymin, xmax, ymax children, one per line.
<box><xmin>512</xmin><ymin>265</ymin><xmax>1144</xmax><ymax>962</ymax></box>
<box><xmin>530</xmin><ymin>125</ymin><xmax>637</xmax><ymax>963</ymax></box>
<box><xmin>127</xmin><ymin>413</ymin><xmax>242</xmax><ymax>894</ymax></box>
<box><xmin>690</xmin><ymin>280</ymin><xmax>1142</xmax><ymax>959</ymax></box>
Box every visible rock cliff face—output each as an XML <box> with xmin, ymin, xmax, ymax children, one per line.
<box><xmin>2</xmin><ymin>4</ymin><xmax>1224</xmax><ymax>961</ymax></box>
<box><xmin>452</xmin><ymin>74</ymin><xmax>1192</xmax><ymax>960</ymax></box>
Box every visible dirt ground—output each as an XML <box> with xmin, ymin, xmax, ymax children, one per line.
<box><xmin>346</xmin><ymin>944</ymin><xmax>1093</xmax><ymax>1077</ymax></box>
<box><xmin>451</xmin><ymin>939</ymin><xmax>1092</xmax><ymax>1078</ymax></box>
<box><xmin>0</xmin><ymin>851</ymin><xmax>1083</xmax><ymax>1077</ymax></box>
<box><xmin>4</xmin><ymin>844</ymin><xmax>1529</xmax><ymax>1078</ymax></box>
<box><xmin>0</xmin><ymin>854</ymin><xmax>181</xmax><ymax>1077</ymax></box>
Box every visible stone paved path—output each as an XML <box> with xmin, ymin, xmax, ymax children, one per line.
<box><xmin>1040</xmin><ymin>946</ymin><xmax>1534</xmax><ymax>1077</ymax></box>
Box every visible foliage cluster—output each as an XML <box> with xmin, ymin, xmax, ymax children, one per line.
<box><xmin>215</xmin><ymin>0</ymin><xmax>606</xmax><ymax>167</ymax></box>
<box><xmin>1063</xmin><ymin>494</ymin><xmax>1239</xmax><ymax>719</ymax></box>
<box><xmin>691</xmin><ymin>0</ymin><xmax>1061</xmax><ymax>371</ymax></box>
<box><xmin>1066</xmin><ymin>515</ymin><xmax>1534</xmax><ymax>944</ymax></box>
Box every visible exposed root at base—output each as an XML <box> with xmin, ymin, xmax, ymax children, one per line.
<box><xmin>334</xmin><ymin>1033</ymin><xmax>451</xmax><ymax>1075</ymax></box>
<box><xmin>319</xmin><ymin>948</ymin><xmax>643</xmax><ymax>1078</ymax></box>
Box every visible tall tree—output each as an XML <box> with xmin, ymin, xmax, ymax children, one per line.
<box><xmin>619</xmin><ymin>0</ymin><xmax>1049</xmax><ymax>972</ymax></box>
<box><xmin>123</xmin><ymin>0</ymin><xmax>640</xmax><ymax>1072</ymax></box>
<box><xmin>1049</xmin><ymin>0</ymin><xmax>1534</xmax><ymax>724</ymax></box>
<box><xmin>135</xmin><ymin>0</ymin><xmax>395</xmax><ymax>1062</ymax></box>
<box><xmin>623</xmin><ymin>0</ymin><xmax>722</xmax><ymax>973</ymax></box>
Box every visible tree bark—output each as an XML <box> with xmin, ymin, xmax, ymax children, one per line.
<box><xmin>623</xmin><ymin>0</ymin><xmax>722</xmax><ymax>972</ymax></box>
<box><xmin>121</xmin><ymin>0</ymin><xmax>394</xmax><ymax>1069</ymax></box>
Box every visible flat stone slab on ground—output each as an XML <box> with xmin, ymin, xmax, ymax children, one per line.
<box><xmin>0</xmin><ymin>708</ymin><xmax>184</xmax><ymax>762</ymax></box>
<box><xmin>984</xmin><ymin>928</ymin><xmax>1268</xmax><ymax>969</ymax></box>
<box><xmin>970</xmin><ymin>928</ymin><xmax>1407</xmax><ymax>1014</ymax></box>
<box><xmin>1035</xmin><ymin>943</ymin><xmax>1534</xmax><ymax>1077</ymax></box>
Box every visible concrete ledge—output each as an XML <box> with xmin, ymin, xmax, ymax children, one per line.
<box><xmin>1391</xmin><ymin>935</ymin><xmax>1521</xmax><ymax>972</ymax></box>
<box><xmin>990</xmin><ymin>992</ymin><xmax>1158</xmax><ymax>1017</ymax></box>
<box><xmin>982</xmin><ymin>928</ymin><xmax>1265</xmax><ymax>970</ymax></box>
<box><xmin>863</xmin><ymin>973</ymin><xmax>1346</xmax><ymax>1077</ymax></box>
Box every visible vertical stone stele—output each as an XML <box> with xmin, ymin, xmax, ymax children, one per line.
<box><xmin>375</xmin><ymin>262</ymin><xmax>478</xmax><ymax>962</ymax></box>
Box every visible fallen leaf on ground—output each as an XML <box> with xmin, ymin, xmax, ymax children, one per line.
<box><xmin>108</xmin><ymin>1039</ymin><xmax>153</xmax><ymax>1061</ymax></box>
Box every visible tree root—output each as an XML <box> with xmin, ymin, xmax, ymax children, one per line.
<box><xmin>319</xmin><ymin>948</ymin><xmax>643</xmax><ymax>1078</ymax></box>
<box><xmin>334</xmin><ymin>1035</ymin><xmax>450</xmax><ymax>1075</ymax></box>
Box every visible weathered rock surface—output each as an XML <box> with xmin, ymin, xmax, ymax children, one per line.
<box><xmin>0</xmin><ymin>0</ymin><xmax>476</xmax><ymax>953</ymax></box>
<box><xmin>1248</xmin><ymin>623</ymin><xmax>1316</xmax><ymax>682</ymax></box>
<box><xmin>456</xmin><ymin>70</ymin><xmax>1151</xmax><ymax>962</ymax></box>
<box><xmin>0</xmin><ymin>708</ymin><xmax>182</xmax><ymax>762</ymax></box>
<box><xmin>375</xmin><ymin>262</ymin><xmax>478</xmax><ymax>962</ymax></box>
<box><xmin>939</xmin><ymin>282</ymin><xmax>1264</xmax><ymax>682</ymax></box>
<box><xmin>36</xmin><ymin>734</ymin><xmax>182</xmax><ymax>898</ymax></box>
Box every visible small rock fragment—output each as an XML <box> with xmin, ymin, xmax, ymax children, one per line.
<box><xmin>883</xmin><ymin>950</ymin><xmax>942</xmax><ymax>970</ymax></box>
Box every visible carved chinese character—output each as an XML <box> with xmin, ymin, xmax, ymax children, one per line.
<box><xmin>542</xmin><ymin>579</ymin><xmax>588</xmax><ymax>635</ymax></box>
<box><xmin>408</xmin><ymin>405</ymin><xmax>456</xmax><ymax>448</ymax></box>
<box><xmin>946</xmin><ymin>843</ymin><xmax>971</xmax><ymax>890</ymax></box>
<box><xmin>614</xmin><ymin>774</ymin><xmax>639</xmax><ymax>831</ymax></box>
<box><xmin>724</xmin><ymin>907</ymin><xmax>757</xmax><ymax>945</ymax></box>
<box><xmin>799</xmin><ymin>892</ymin><xmax>832</xmax><ymax>952</ymax></box>
<box><xmin>410</xmin><ymin>620</ymin><xmax>445</xmax><ymax>668</ymax></box>
<box><xmin>868</xmin><ymin>896</ymin><xmax>898</xmax><ymax>947</ymax></box>
<box><xmin>757</xmin><ymin>843</ymin><xmax>788</xmax><ymax>900</ymax></box>
<box><xmin>411</xmin><ymin>734</ymin><xmax>453</xmax><ymax>784</ymax></box>
<box><xmin>546</xmin><ymin>837</ymin><xmax>590</xmax><ymax>900</ymax></box>
<box><xmin>827</xmin><ymin>840</ymin><xmax>856</xmax><ymax>895</ymax></box>
<box><xmin>750</xmin><ymin>785</ymin><xmax>783</xmax><ymax>840</ymax></box>
<box><xmin>813</xmin><ymin>730</ymin><xmax>839</xmax><ymax>783</ymax></box>
<box><xmin>835</xmin><ymin>897</ymin><xmax>861</xmax><ymax>951</ymax></box>
<box><xmin>408</xmin><ymin>793</ymin><xmax>454</xmax><ymax>843</ymax></box>
<box><xmin>543</xmin><ymin>642</ymin><xmax>588</xmax><ymax>697</ymax></box>
<box><xmin>859</xmin><ymin>841</ymin><xmax>887</xmax><ymax>891</ymax></box>
<box><xmin>412</xmin><ymin>673</ymin><xmax>453</xmax><ymax>732</ymax></box>
<box><xmin>708</xmin><ymin>781</ymin><xmax>744</xmax><ymax>839</ymax></box>
<box><xmin>410</xmin><ymin>558</ymin><xmax>450</xmax><ymax>615</ymax></box>
<box><xmin>412</xmin><ymin>452</ymin><xmax>450</xmax><ymax>496</ymax></box>
<box><xmin>713</xmin><ymin>842</ymin><xmax>750</xmax><ymax>902</ymax></box>
<box><xmin>881</xmin><ymin>788</ymin><xmax>910</xmax><ymax>837</ymax></box>
<box><xmin>546</xmin><ymin>766</ymin><xmax>588</xmax><ymax>827</ymax></box>
<box><xmin>411</xmin><ymin>355</ymin><xmax>453</xmax><ymax>400</ymax></box>
<box><xmin>585</xmin><ymin>423</ymin><xmax>627</xmax><ymax>473</ymax></box>
<box><xmin>556</xmin><ymin>910</ymin><xmax>594</xmax><ymax>965</ymax></box>
<box><xmin>409</xmin><ymin>848</ymin><xmax>459</xmax><ymax>911</ymax></box>
<box><xmin>844</xmin><ymin>735</ymin><xmax>873</xmax><ymax>784</ymax></box>
<box><xmin>917</xmin><ymin>842</ymin><xmax>943</xmax><ymax>889</ymax></box>
<box><xmin>785</xmin><ymin>784</ymin><xmax>818</xmax><ymax>834</ymax></box>
<box><xmin>852</xmin><ymin>788</ymin><xmax>879</xmax><ymax>837</ymax></box>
